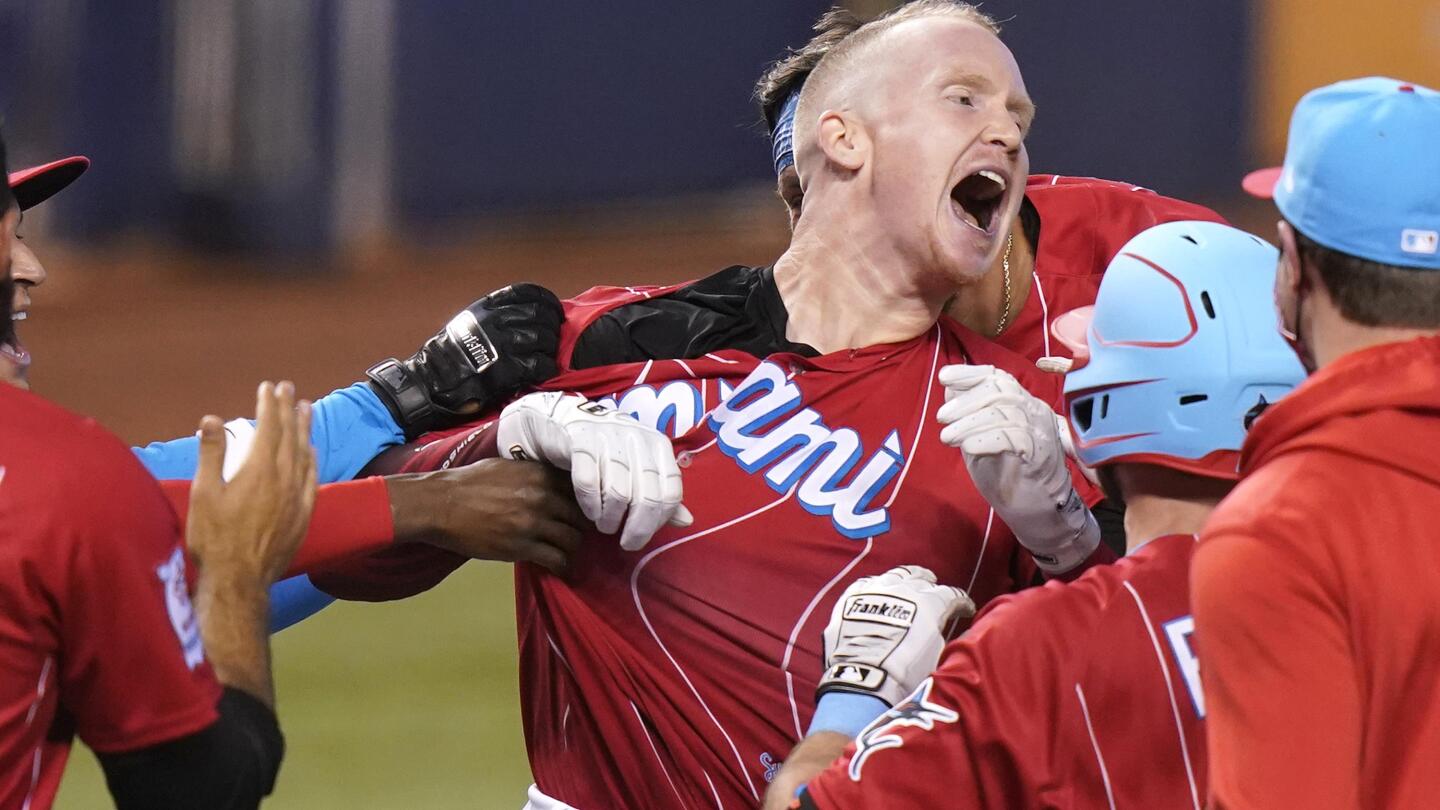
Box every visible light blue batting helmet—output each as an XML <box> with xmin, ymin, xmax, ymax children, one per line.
<box><xmin>1057</xmin><ymin>221</ymin><xmax>1306</xmax><ymax>479</ymax></box>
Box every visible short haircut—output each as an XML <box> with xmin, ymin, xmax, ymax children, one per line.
<box><xmin>791</xmin><ymin>1</ymin><xmax>1001</xmax><ymax>173</ymax></box>
<box><xmin>1295</xmin><ymin>226</ymin><xmax>1440</xmax><ymax>329</ymax></box>
<box><xmin>754</xmin><ymin>7</ymin><xmax>862</xmax><ymax>133</ymax></box>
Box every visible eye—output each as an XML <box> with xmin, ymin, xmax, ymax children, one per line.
<box><xmin>948</xmin><ymin>93</ymin><xmax>974</xmax><ymax>107</ymax></box>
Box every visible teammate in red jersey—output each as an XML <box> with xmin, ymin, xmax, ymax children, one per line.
<box><xmin>766</xmin><ymin>221</ymin><xmax>1306</xmax><ymax>809</ymax></box>
<box><xmin>0</xmin><ymin>138</ymin><xmax>320</xmax><ymax>807</ymax></box>
<box><xmin>755</xmin><ymin>7</ymin><xmax>1225</xmax><ymax>365</ymax></box>
<box><xmin>308</xmin><ymin>6</ymin><xmax>1128</xmax><ymax>807</ymax></box>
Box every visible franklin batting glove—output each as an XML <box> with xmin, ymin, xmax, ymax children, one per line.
<box><xmin>497</xmin><ymin>392</ymin><xmax>694</xmax><ymax>551</ymax></box>
<box><xmin>368</xmin><ymin>283</ymin><xmax>563</xmax><ymax>439</ymax></box>
<box><xmin>936</xmin><ymin>364</ymin><xmax>1102</xmax><ymax>575</ymax></box>
<box><xmin>818</xmin><ymin>566</ymin><xmax>975</xmax><ymax>707</ymax></box>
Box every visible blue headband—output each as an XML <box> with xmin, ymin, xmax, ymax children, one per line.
<box><xmin>771</xmin><ymin>89</ymin><xmax>802</xmax><ymax>176</ymax></box>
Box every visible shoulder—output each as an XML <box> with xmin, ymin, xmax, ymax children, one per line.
<box><xmin>1026</xmin><ymin>174</ymin><xmax>1219</xmax><ymax>218</ymax></box>
<box><xmin>1196</xmin><ymin>455</ymin><xmax>1350</xmax><ymax>609</ymax></box>
<box><xmin>961</xmin><ymin>565</ymin><xmax>1125</xmax><ymax>659</ymax></box>
<box><xmin>0</xmin><ymin>387</ymin><xmax>146</xmax><ymax>496</ymax></box>
<box><xmin>566</xmin><ymin>266</ymin><xmax>767</xmax><ymax>369</ymax></box>
<box><xmin>1026</xmin><ymin>175</ymin><xmax>1227</xmax><ymax>274</ymax></box>
<box><xmin>1204</xmin><ymin>451</ymin><xmax>1341</xmax><ymax>546</ymax></box>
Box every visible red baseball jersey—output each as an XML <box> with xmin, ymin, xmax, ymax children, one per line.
<box><xmin>0</xmin><ymin>385</ymin><xmax>222</xmax><ymax>810</ymax></box>
<box><xmin>313</xmin><ymin>311</ymin><xmax>1100</xmax><ymax>809</ymax></box>
<box><xmin>802</xmin><ymin>533</ymin><xmax>1205</xmax><ymax>810</ymax></box>
<box><xmin>1000</xmin><ymin>175</ymin><xmax>1226</xmax><ymax>363</ymax></box>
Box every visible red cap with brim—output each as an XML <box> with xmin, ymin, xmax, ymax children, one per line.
<box><xmin>1241</xmin><ymin>166</ymin><xmax>1282</xmax><ymax>199</ymax></box>
<box><xmin>8</xmin><ymin>156</ymin><xmax>90</xmax><ymax>211</ymax></box>
<box><xmin>1049</xmin><ymin>305</ymin><xmax>1094</xmax><ymax>360</ymax></box>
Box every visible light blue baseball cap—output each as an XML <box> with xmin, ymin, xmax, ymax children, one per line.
<box><xmin>1243</xmin><ymin>76</ymin><xmax>1440</xmax><ymax>270</ymax></box>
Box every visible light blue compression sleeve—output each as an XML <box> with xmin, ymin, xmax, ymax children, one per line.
<box><xmin>132</xmin><ymin>382</ymin><xmax>403</xmax><ymax>483</ymax></box>
<box><xmin>132</xmin><ymin>381</ymin><xmax>405</xmax><ymax>631</ymax></box>
<box><xmin>805</xmin><ymin>692</ymin><xmax>890</xmax><ymax>738</ymax></box>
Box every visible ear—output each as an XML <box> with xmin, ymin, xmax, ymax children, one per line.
<box><xmin>1275</xmin><ymin>220</ymin><xmax>1303</xmax><ymax>294</ymax></box>
<box><xmin>815</xmin><ymin>110</ymin><xmax>868</xmax><ymax>173</ymax></box>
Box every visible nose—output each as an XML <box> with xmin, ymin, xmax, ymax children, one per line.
<box><xmin>984</xmin><ymin>115</ymin><xmax>1022</xmax><ymax>157</ymax></box>
<box><xmin>981</xmin><ymin>102</ymin><xmax>1023</xmax><ymax>158</ymax></box>
<box><xmin>10</xmin><ymin>242</ymin><xmax>47</xmax><ymax>289</ymax></box>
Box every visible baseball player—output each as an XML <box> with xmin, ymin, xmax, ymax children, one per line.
<box><xmin>1194</xmin><ymin>77</ymin><xmax>1440</xmax><ymax>808</ymax></box>
<box><xmin>755</xmin><ymin>6</ymin><xmax>1227</xmax><ymax>362</ymax></box>
<box><xmin>768</xmin><ymin>220</ymin><xmax>1305</xmax><ymax>809</ymax></box>
<box><xmin>2</xmin><ymin>137</ymin><xmax>317</xmax><ymax>807</ymax></box>
<box><xmin>5</xmin><ymin>158</ymin><xmax>573</xmax><ymax>629</ymax></box>
<box><xmin>304</xmin><ymin>6</ymin><xmax>1118</xmax><ymax>807</ymax></box>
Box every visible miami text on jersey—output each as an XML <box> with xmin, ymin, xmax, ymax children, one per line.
<box><xmin>597</xmin><ymin>360</ymin><xmax>905</xmax><ymax>539</ymax></box>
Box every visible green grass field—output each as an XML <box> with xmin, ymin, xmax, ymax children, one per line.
<box><xmin>55</xmin><ymin>563</ymin><xmax>533</xmax><ymax>808</ymax></box>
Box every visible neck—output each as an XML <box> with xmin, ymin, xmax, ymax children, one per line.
<box><xmin>774</xmin><ymin>199</ymin><xmax>952</xmax><ymax>354</ymax></box>
<box><xmin>1307</xmin><ymin>297</ymin><xmax>1440</xmax><ymax>369</ymax></box>
<box><xmin>1114</xmin><ymin>465</ymin><xmax>1230</xmax><ymax>553</ymax></box>
<box><xmin>944</xmin><ymin>220</ymin><xmax>1034</xmax><ymax>338</ymax></box>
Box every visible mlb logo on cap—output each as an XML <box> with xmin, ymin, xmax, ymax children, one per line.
<box><xmin>1402</xmin><ymin>229</ymin><xmax>1439</xmax><ymax>256</ymax></box>
<box><xmin>1242</xmin><ymin>77</ymin><xmax>1440</xmax><ymax>271</ymax></box>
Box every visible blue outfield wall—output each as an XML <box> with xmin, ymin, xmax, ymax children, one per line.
<box><xmin>984</xmin><ymin>0</ymin><xmax>1251</xmax><ymax>198</ymax></box>
<box><xmin>391</xmin><ymin>2</ymin><xmax>831</xmax><ymax>221</ymax></box>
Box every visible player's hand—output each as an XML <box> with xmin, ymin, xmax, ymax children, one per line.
<box><xmin>497</xmin><ymin>391</ymin><xmax>694</xmax><ymax>551</ymax></box>
<box><xmin>818</xmin><ymin>566</ymin><xmax>975</xmax><ymax>707</ymax></box>
<box><xmin>387</xmin><ymin>460</ymin><xmax>587</xmax><ymax>575</ymax></box>
<box><xmin>188</xmin><ymin>381</ymin><xmax>319</xmax><ymax>585</ymax></box>
<box><xmin>936</xmin><ymin>364</ymin><xmax>1100</xmax><ymax>574</ymax></box>
<box><xmin>367</xmin><ymin>283</ymin><xmax>564</xmax><ymax>439</ymax></box>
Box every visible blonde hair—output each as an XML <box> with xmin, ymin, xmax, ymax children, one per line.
<box><xmin>792</xmin><ymin>1</ymin><xmax>1002</xmax><ymax>178</ymax></box>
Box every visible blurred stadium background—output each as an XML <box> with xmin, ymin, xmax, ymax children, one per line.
<box><xmin>0</xmin><ymin>0</ymin><xmax>1432</xmax><ymax>806</ymax></box>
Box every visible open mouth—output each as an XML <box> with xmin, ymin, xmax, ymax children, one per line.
<box><xmin>950</xmin><ymin>169</ymin><xmax>1007</xmax><ymax>234</ymax></box>
<box><xmin>3</xmin><ymin>311</ymin><xmax>31</xmax><ymax>372</ymax></box>
<box><xmin>0</xmin><ymin>339</ymin><xmax>30</xmax><ymax>372</ymax></box>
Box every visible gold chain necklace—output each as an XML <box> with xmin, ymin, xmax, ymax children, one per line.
<box><xmin>994</xmin><ymin>232</ymin><xmax>1014</xmax><ymax>335</ymax></box>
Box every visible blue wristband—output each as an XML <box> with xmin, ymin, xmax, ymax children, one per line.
<box><xmin>806</xmin><ymin>692</ymin><xmax>890</xmax><ymax>738</ymax></box>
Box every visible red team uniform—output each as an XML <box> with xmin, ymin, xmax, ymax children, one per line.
<box><xmin>803</xmin><ymin>533</ymin><xmax>1206</xmax><ymax>809</ymax></box>
<box><xmin>318</xmin><ymin>318</ymin><xmax>1086</xmax><ymax>808</ymax></box>
<box><xmin>307</xmin><ymin>176</ymin><xmax>1222</xmax><ymax>808</ymax></box>
<box><xmin>0</xmin><ymin>385</ymin><xmax>222</xmax><ymax>810</ymax></box>
<box><xmin>1005</xmin><ymin>175</ymin><xmax>1225</xmax><ymax>362</ymax></box>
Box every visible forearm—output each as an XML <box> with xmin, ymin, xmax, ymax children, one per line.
<box><xmin>267</xmin><ymin>576</ymin><xmax>336</xmax><ymax>633</ymax></box>
<box><xmin>134</xmin><ymin>382</ymin><xmax>403</xmax><ymax>484</ymax></box>
<box><xmin>764</xmin><ymin>732</ymin><xmax>851</xmax><ymax>810</ymax></box>
<box><xmin>195</xmin><ymin>575</ymin><xmax>275</xmax><ymax>710</ymax></box>
<box><xmin>162</xmin><ymin>477</ymin><xmax>397</xmax><ymax>578</ymax></box>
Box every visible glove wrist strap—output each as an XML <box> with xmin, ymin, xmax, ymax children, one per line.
<box><xmin>1028</xmin><ymin>510</ymin><xmax>1102</xmax><ymax>575</ymax></box>
<box><xmin>366</xmin><ymin>359</ymin><xmax>443</xmax><ymax>440</ymax></box>
<box><xmin>816</xmin><ymin>663</ymin><xmax>893</xmax><ymax>706</ymax></box>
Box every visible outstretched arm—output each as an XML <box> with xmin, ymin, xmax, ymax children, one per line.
<box><xmin>134</xmin><ymin>382</ymin><xmax>403</xmax><ymax>484</ymax></box>
<box><xmin>136</xmin><ymin>283</ymin><xmax>567</xmax><ymax>629</ymax></box>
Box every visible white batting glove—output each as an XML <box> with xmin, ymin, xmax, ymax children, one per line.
<box><xmin>497</xmin><ymin>391</ymin><xmax>694</xmax><ymax>551</ymax></box>
<box><xmin>818</xmin><ymin>565</ymin><xmax>975</xmax><ymax>707</ymax></box>
<box><xmin>936</xmin><ymin>364</ymin><xmax>1101</xmax><ymax>574</ymax></box>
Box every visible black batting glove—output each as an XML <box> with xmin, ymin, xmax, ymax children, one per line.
<box><xmin>367</xmin><ymin>283</ymin><xmax>563</xmax><ymax>439</ymax></box>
